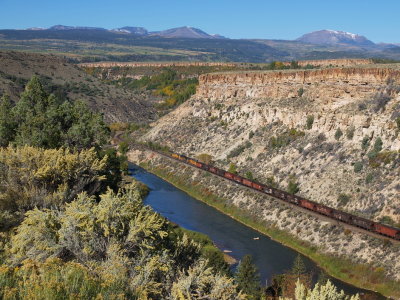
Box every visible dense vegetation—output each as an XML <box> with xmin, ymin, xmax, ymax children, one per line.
<box><xmin>1</xmin><ymin>182</ymin><xmax>247</xmax><ymax>299</ymax></box>
<box><xmin>113</xmin><ymin>68</ymin><xmax>198</xmax><ymax>108</ymax></box>
<box><xmin>0</xmin><ymin>76</ymin><xmax>109</xmax><ymax>149</ymax></box>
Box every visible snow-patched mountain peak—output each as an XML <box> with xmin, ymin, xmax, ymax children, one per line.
<box><xmin>297</xmin><ymin>29</ymin><xmax>375</xmax><ymax>46</ymax></box>
<box><xmin>325</xmin><ymin>30</ymin><xmax>359</xmax><ymax>39</ymax></box>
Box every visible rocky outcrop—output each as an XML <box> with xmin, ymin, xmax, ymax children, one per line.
<box><xmin>196</xmin><ymin>68</ymin><xmax>400</xmax><ymax>102</ymax></box>
<box><xmin>80</xmin><ymin>62</ymin><xmax>237</xmax><ymax>68</ymax></box>
<box><xmin>290</xmin><ymin>59</ymin><xmax>374</xmax><ymax>67</ymax></box>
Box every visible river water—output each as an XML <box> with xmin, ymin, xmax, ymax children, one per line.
<box><xmin>130</xmin><ymin>164</ymin><xmax>384</xmax><ymax>299</ymax></box>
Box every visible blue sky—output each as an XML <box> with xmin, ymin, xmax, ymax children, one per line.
<box><xmin>1</xmin><ymin>0</ymin><xmax>399</xmax><ymax>43</ymax></box>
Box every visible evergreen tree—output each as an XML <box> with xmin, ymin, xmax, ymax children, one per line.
<box><xmin>0</xmin><ymin>95</ymin><xmax>16</xmax><ymax>146</ymax></box>
<box><xmin>235</xmin><ymin>254</ymin><xmax>261</xmax><ymax>299</ymax></box>
<box><xmin>9</xmin><ymin>76</ymin><xmax>109</xmax><ymax>149</ymax></box>
<box><xmin>317</xmin><ymin>271</ymin><xmax>329</xmax><ymax>285</ymax></box>
<box><xmin>291</xmin><ymin>254</ymin><xmax>307</xmax><ymax>277</ymax></box>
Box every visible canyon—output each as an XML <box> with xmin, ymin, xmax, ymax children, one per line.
<box><xmin>129</xmin><ymin>64</ymin><xmax>400</xmax><ymax>292</ymax></box>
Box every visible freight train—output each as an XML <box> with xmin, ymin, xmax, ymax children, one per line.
<box><xmin>162</xmin><ymin>151</ymin><xmax>400</xmax><ymax>241</ymax></box>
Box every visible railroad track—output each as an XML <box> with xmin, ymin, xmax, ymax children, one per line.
<box><xmin>139</xmin><ymin>146</ymin><xmax>400</xmax><ymax>242</ymax></box>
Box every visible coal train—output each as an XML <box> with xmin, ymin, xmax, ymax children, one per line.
<box><xmin>158</xmin><ymin>151</ymin><xmax>400</xmax><ymax>241</ymax></box>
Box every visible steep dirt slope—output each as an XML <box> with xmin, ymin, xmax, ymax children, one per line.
<box><xmin>143</xmin><ymin>66</ymin><xmax>400</xmax><ymax>222</ymax></box>
<box><xmin>0</xmin><ymin>51</ymin><xmax>156</xmax><ymax>123</ymax></box>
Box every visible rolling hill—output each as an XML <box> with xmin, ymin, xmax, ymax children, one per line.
<box><xmin>0</xmin><ymin>51</ymin><xmax>156</xmax><ymax>123</ymax></box>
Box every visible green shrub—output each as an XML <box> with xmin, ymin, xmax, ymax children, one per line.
<box><xmin>396</xmin><ymin>117</ymin><xmax>400</xmax><ymax>129</ymax></box>
<box><xmin>269</xmin><ymin>128</ymin><xmax>305</xmax><ymax>149</ymax></box>
<box><xmin>367</xmin><ymin>150</ymin><xmax>378</xmax><ymax>160</ymax></box>
<box><xmin>306</xmin><ymin>115</ymin><xmax>314</xmax><ymax>130</ymax></box>
<box><xmin>368</xmin><ymin>150</ymin><xmax>398</xmax><ymax>168</ymax></box>
<box><xmin>297</xmin><ymin>87</ymin><xmax>304</xmax><ymax>97</ymax></box>
<box><xmin>353</xmin><ymin>161</ymin><xmax>363</xmax><ymax>173</ymax></box>
<box><xmin>287</xmin><ymin>176</ymin><xmax>300</xmax><ymax>195</ymax></box>
<box><xmin>365</xmin><ymin>173</ymin><xmax>374</xmax><ymax>184</ymax></box>
<box><xmin>118</xmin><ymin>141</ymin><xmax>129</xmax><ymax>155</ymax></box>
<box><xmin>146</xmin><ymin>141</ymin><xmax>170</xmax><ymax>152</ymax></box>
<box><xmin>249</xmin><ymin>131</ymin><xmax>254</xmax><ymax>139</ymax></box>
<box><xmin>0</xmin><ymin>146</ymin><xmax>109</xmax><ymax>212</ymax></box>
<box><xmin>228</xmin><ymin>163</ymin><xmax>237</xmax><ymax>174</ymax></box>
<box><xmin>373</xmin><ymin>137</ymin><xmax>383</xmax><ymax>152</ymax></box>
<box><xmin>214</xmin><ymin>103</ymin><xmax>224</xmax><ymax>110</ymax></box>
<box><xmin>361</xmin><ymin>136</ymin><xmax>370</xmax><ymax>151</ymax></box>
<box><xmin>227</xmin><ymin>141</ymin><xmax>252</xmax><ymax>158</ymax></box>
<box><xmin>346</xmin><ymin>126</ymin><xmax>355</xmax><ymax>140</ymax></box>
<box><xmin>334</xmin><ymin>128</ymin><xmax>343</xmax><ymax>140</ymax></box>
<box><xmin>266</xmin><ymin>176</ymin><xmax>278</xmax><ymax>188</ymax></box>
<box><xmin>245</xmin><ymin>171</ymin><xmax>254</xmax><ymax>180</ymax></box>
<box><xmin>379</xmin><ymin>216</ymin><xmax>395</xmax><ymax>226</ymax></box>
<box><xmin>197</xmin><ymin>153</ymin><xmax>213</xmax><ymax>165</ymax></box>
<box><xmin>338</xmin><ymin>194</ymin><xmax>351</xmax><ymax>206</ymax></box>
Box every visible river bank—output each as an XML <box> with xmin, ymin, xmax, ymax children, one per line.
<box><xmin>128</xmin><ymin>149</ymin><xmax>399</xmax><ymax>299</ymax></box>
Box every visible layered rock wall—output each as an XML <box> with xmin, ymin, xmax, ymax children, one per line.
<box><xmin>284</xmin><ymin>59</ymin><xmax>374</xmax><ymax>67</ymax></box>
<box><xmin>196</xmin><ymin>68</ymin><xmax>400</xmax><ymax>102</ymax></box>
<box><xmin>80</xmin><ymin>61</ymin><xmax>236</xmax><ymax>68</ymax></box>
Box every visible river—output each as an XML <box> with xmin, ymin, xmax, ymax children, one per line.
<box><xmin>130</xmin><ymin>164</ymin><xmax>384</xmax><ymax>299</ymax></box>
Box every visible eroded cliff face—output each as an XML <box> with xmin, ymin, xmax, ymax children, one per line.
<box><xmin>80</xmin><ymin>62</ymin><xmax>236</xmax><ymax>68</ymax></box>
<box><xmin>197</xmin><ymin>68</ymin><xmax>400</xmax><ymax>103</ymax></box>
<box><xmin>143</xmin><ymin>67</ymin><xmax>400</xmax><ymax>222</ymax></box>
<box><xmin>284</xmin><ymin>59</ymin><xmax>374</xmax><ymax>67</ymax></box>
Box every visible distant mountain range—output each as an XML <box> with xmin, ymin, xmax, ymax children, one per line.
<box><xmin>14</xmin><ymin>25</ymin><xmax>398</xmax><ymax>46</ymax></box>
<box><xmin>23</xmin><ymin>25</ymin><xmax>226</xmax><ymax>39</ymax></box>
<box><xmin>1</xmin><ymin>25</ymin><xmax>400</xmax><ymax>62</ymax></box>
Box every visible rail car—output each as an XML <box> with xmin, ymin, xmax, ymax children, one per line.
<box><xmin>242</xmin><ymin>178</ymin><xmax>253</xmax><ymax>187</ymax></box>
<box><xmin>300</xmin><ymin>199</ymin><xmax>315</xmax><ymax>211</ymax></box>
<box><xmin>188</xmin><ymin>159</ymin><xmax>203</xmax><ymax>168</ymax></box>
<box><xmin>314</xmin><ymin>203</ymin><xmax>333</xmax><ymax>217</ymax></box>
<box><xmin>252</xmin><ymin>182</ymin><xmax>264</xmax><ymax>191</ymax></box>
<box><xmin>374</xmin><ymin>223</ymin><xmax>400</xmax><ymax>239</ymax></box>
<box><xmin>224</xmin><ymin>172</ymin><xmax>234</xmax><ymax>180</ymax></box>
<box><xmin>263</xmin><ymin>187</ymin><xmax>273</xmax><ymax>195</ymax></box>
<box><xmin>286</xmin><ymin>194</ymin><xmax>301</xmax><ymax>205</ymax></box>
<box><xmin>233</xmin><ymin>174</ymin><xmax>243</xmax><ymax>183</ymax></box>
<box><xmin>332</xmin><ymin>209</ymin><xmax>353</xmax><ymax>224</ymax></box>
<box><xmin>352</xmin><ymin>216</ymin><xmax>375</xmax><ymax>231</ymax></box>
<box><xmin>162</xmin><ymin>150</ymin><xmax>400</xmax><ymax>241</ymax></box>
